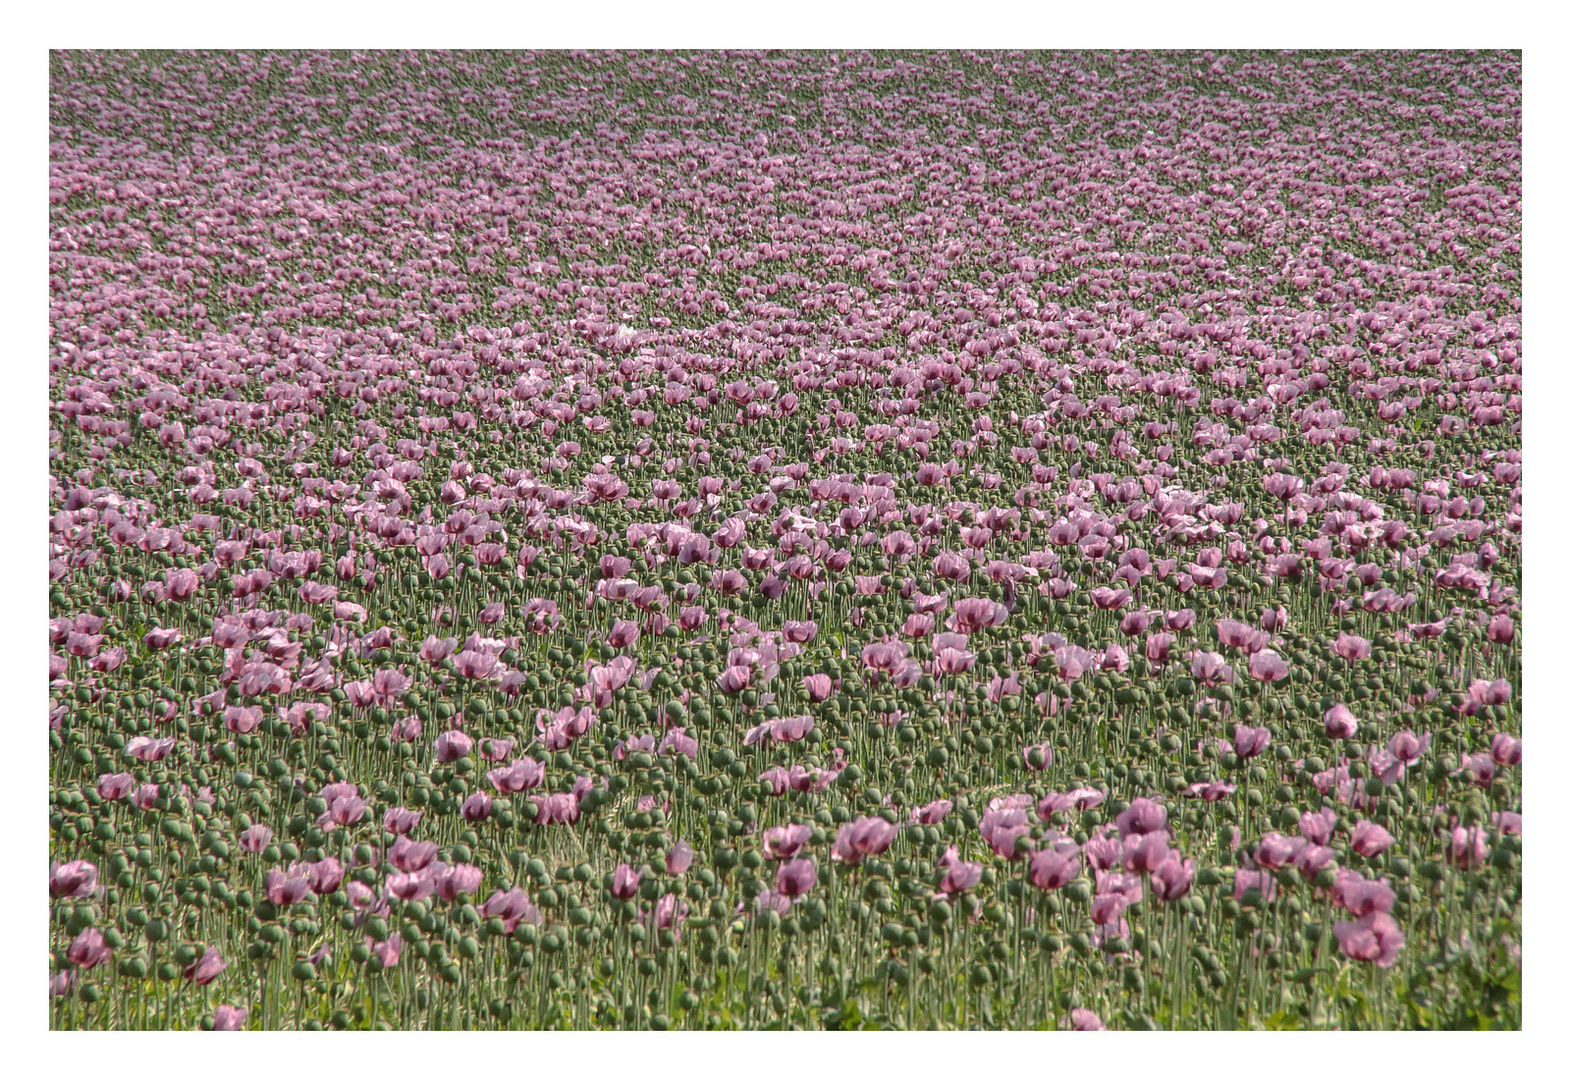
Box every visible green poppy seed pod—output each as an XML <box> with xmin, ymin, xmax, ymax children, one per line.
<box><xmin>66</xmin><ymin>906</ymin><xmax>97</xmax><ymax>934</ymax></box>
<box><xmin>156</xmin><ymin>961</ymin><xmax>181</xmax><ymax>982</ymax></box>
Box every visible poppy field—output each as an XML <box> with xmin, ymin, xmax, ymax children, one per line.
<box><xmin>47</xmin><ymin>49</ymin><xmax>1522</xmax><ymax>1030</ymax></box>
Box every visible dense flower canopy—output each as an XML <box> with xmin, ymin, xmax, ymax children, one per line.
<box><xmin>48</xmin><ymin>49</ymin><xmax>1520</xmax><ymax>1032</ymax></box>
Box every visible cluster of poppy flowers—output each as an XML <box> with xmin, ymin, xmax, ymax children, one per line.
<box><xmin>47</xmin><ymin>49</ymin><xmax>1520</xmax><ymax>1030</ymax></box>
